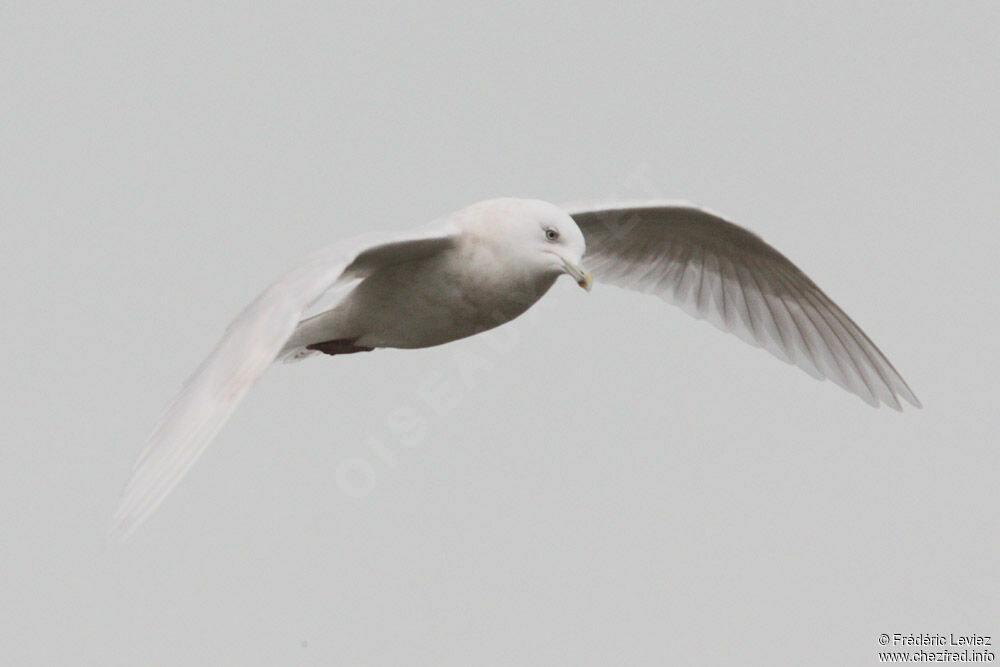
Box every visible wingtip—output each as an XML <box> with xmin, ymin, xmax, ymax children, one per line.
<box><xmin>880</xmin><ymin>388</ymin><xmax>921</xmax><ymax>412</ymax></box>
<box><xmin>107</xmin><ymin>512</ymin><xmax>137</xmax><ymax>543</ymax></box>
<box><xmin>892</xmin><ymin>377</ymin><xmax>922</xmax><ymax>410</ymax></box>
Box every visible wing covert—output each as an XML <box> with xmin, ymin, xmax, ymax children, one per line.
<box><xmin>568</xmin><ymin>203</ymin><xmax>919</xmax><ymax>410</ymax></box>
<box><xmin>112</xmin><ymin>226</ymin><xmax>456</xmax><ymax>538</ymax></box>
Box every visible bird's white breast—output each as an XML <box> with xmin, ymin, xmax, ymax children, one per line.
<box><xmin>344</xmin><ymin>236</ymin><xmax>557</xmax><ymax>350</ymax></box>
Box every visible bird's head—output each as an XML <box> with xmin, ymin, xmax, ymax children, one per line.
<box><xmin>463</xmin><ymin>198</ymin><xmax>592</xmax><ymax>291</ymax></box>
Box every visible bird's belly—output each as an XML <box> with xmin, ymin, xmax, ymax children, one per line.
<box><xmin>345</xmin><ymin>260</ymin><xmax>556</xmax><ymax>349</ymax></box>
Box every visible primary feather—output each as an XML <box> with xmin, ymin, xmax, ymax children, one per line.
<box><xmin>568</xmin><ymin>202</ymin><xmax>920</xmax><ymax>410</ymax></box>
<box><xmin>113</xmin><ymin>198</ymin><xmax>919</xmax><ymax>540</ymax></box>
<box><xmin>111</xmin><ymin>227</ymin><xmax>456</xmax><ymax>539</ymax></box>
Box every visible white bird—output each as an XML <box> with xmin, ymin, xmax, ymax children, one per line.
<box><xmin>112</xmin><ymin>198</ymin><xmax>919</xmax><ymax>538</ymax></box>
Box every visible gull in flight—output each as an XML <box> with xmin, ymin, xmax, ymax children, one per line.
<box><xmin>113</xmin><ymin>198</ymin><xmax>919</xmax><ymax>538</ymax></box>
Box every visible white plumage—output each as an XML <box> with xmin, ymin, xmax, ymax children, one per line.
<box><xmin>112</xmin><ymin>198</ymin><xmax>918</xmax><ymax>539</ymax></box>
<box><xmin>569</xmin><ymin>202</ymin><xmax>919</xmax><ymax>410</ymax></box>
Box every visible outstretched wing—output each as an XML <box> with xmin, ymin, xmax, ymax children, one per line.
<box><xmin>112</xmin><ymin>226</ymin><xmax>457</xmax><ymax>539</ymax></box>
<box><xmin>568</xmin><ymin>202</ymin><xmax>919</xmax><ymax>410</ymax></box>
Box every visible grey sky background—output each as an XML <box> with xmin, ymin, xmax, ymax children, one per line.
<box><xmin>3</xmin><ymin>2</ymin><xmax>998</xmax><ymax>664</ymax></box>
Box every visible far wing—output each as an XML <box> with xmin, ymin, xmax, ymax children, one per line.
<box><xmin>568</xmin><ymin>202</ymin><xmax>919</xmax><ymax>410</ymax></box>
<box><xmin>112</xmin><ymin>226</ymin><xmax>457</xmax><ymax>539</ymax></box>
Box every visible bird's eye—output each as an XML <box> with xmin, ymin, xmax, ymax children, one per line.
<box><xmin>545</xmin><ymin>228</ymin><xmax>559</xmax><ymax>241</ymax></box>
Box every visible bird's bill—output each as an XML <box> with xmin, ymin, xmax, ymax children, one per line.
<box><xmin>561</xmin><ymin>258</ymin><xmax>593</xmax><ymax>291</ymax></box>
